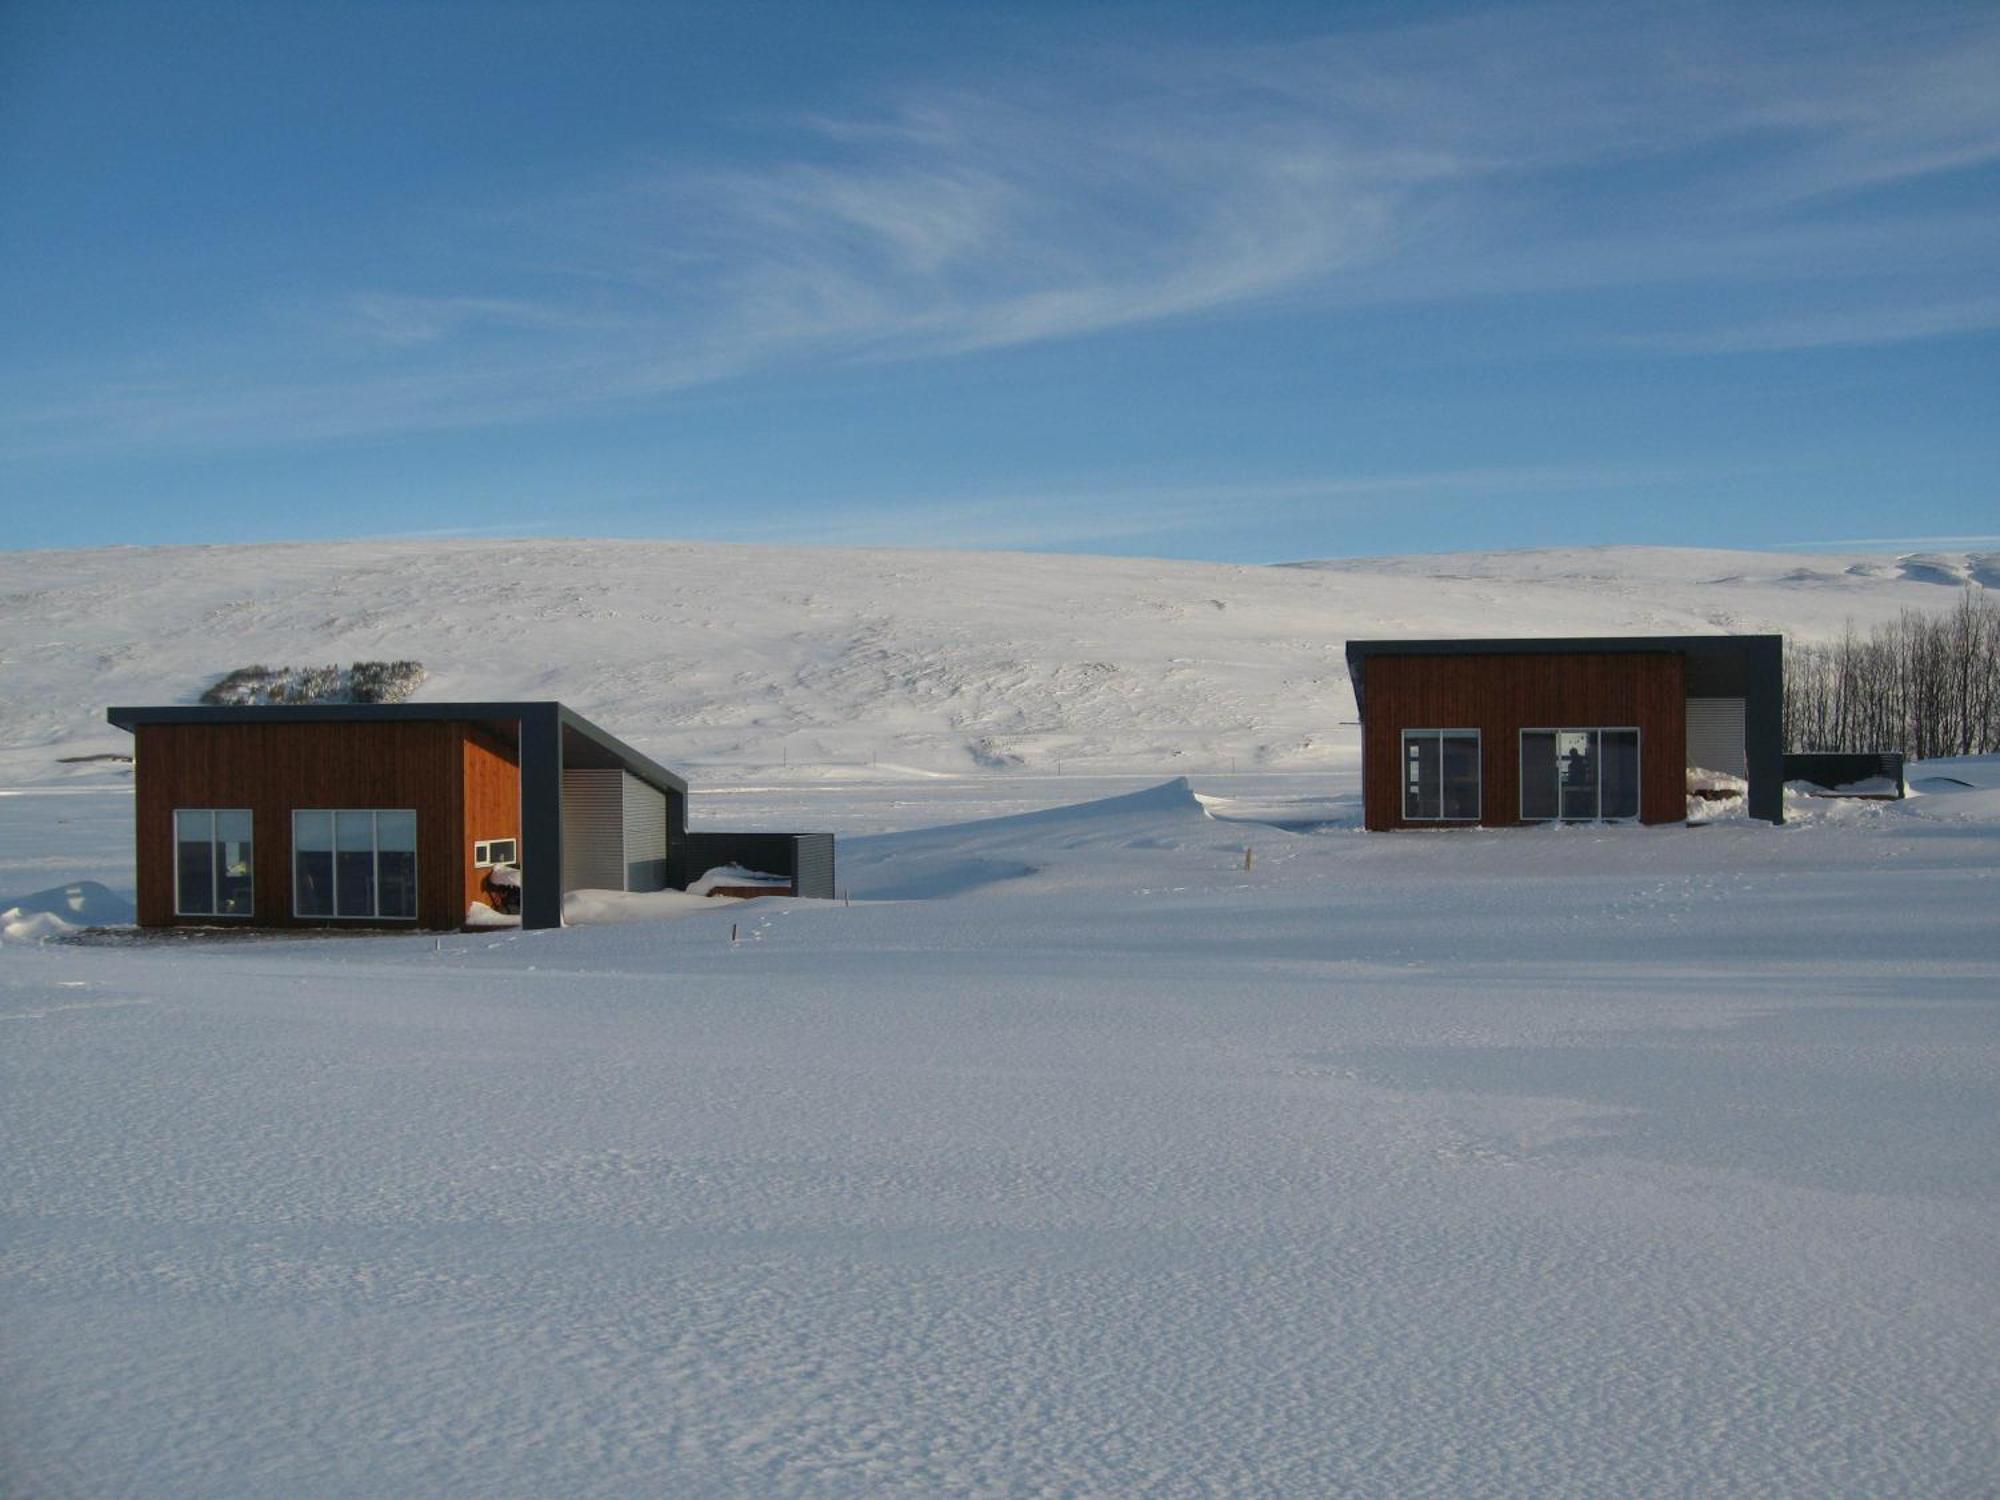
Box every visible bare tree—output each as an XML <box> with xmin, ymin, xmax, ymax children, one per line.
<box><xmin>1785</xmin><ymin>593</ymin><xmax>2000</xmax><ymax>758</ymax></box>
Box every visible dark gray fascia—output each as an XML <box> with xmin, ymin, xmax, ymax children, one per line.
<box><xmin>1343</xmin><ymin>635</ymin><xmax>1784</xmax><ymax>713</ymax></box>
<box><xmin>105</xmin><ymin>700</ymin><xmax>688</xmax><ymax>798</ymax></box>
<box><xmin>519</xmin><ymin>705</ymin><xmax>564</xmax><ymax>931</ymax></box>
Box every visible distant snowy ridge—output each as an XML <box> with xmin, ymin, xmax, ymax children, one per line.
<box><xmin>0</xmin><ymin>540</ymin><xmax>1984</xmax><ymax>784</ymax></box>
<box><xmin>1281</xmin><ymin>547</ymin><xmax>2000</xmax><ymax>592</ymax></box>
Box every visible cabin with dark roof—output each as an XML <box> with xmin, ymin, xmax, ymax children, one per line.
<box><xmin>105</xmin><ymin>701</ymin><xmax>833</xmax><ymax>931</ymax></box>
<box><xmin>1343</xmin><ymin>635</ymin><xmax>1784</xmax><ymax>830</ymax></box>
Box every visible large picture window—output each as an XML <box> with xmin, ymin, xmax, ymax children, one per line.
<box><xmin>293</xmin><ymin>809</ymin><xmax>418</xmax><ymax>919</ymax></box>
<box><xmin>175</xmin><ymin>809</ymin><xmax>254</xmax><ymax>917</ymax></box>
<box><xmin>1520</xmin><ymin>729</ymin><xmax>1640</xmax><ymax>822</ymax></box>
<box><xmin>1402</xmin><ymin>729</ymin><xmax>1481</xmax><ymax>821</ymax></box>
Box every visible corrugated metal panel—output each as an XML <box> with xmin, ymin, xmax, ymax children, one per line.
<box><xmin>791</xmin><ymin>834</ymin><xmax>836</xmax><ymax>898</ymax></box>
<box><xmin>1687</xmin><ymin>697</ymin><xmax>1746</xmax><ymax>777</ymax></box>
<box><xmin>561</xmin><ymin>768</ymin><xmax>624</xmax><ymax>891</ymax></box>
<box><xmin>622</xmin><ymin>771</ymin><xmax>668</xmax><ymax>891</ymax></box>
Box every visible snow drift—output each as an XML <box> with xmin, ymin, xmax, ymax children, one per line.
<box><xmin>0</xmin><ymin>880</ymin><xmax>134</xmax><ymax>941</ymax></box>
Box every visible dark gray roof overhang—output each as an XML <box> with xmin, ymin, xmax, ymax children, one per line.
<box><xmin>105</xmin><ymin>701</ymin><xmax>690</xmax><ymax>797</ymax></box>
<box><xmin>1342</xmin><ymin>634</ymin><xmax>1782</xmax><ymax>712</ymax></box>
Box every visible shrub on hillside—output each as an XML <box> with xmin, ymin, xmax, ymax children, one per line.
<box><xmin>198</xmin><ymin>661</ymin><xmax>426</xmax><ymax>707</ymax></box>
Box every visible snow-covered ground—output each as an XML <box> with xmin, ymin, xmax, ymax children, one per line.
<box><xmin>3</xmin><ymin>541</ymin><xmax>1997</xmax><ymax>1494</ymax></box>
<box><xmin>3</xmin><ymin>763</ymin><xmax>1998</xmax><ymax>1495</ymax></box>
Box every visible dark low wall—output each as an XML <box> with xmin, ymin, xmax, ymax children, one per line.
<box><xmin>671</xmin><ymin>832</ymin><xmax>837</xmax><ymax>898</ymax></box>
<box><xmin>1783</xmin><ymin>751</ymin><xmax>1905</xmax><ymax>795</ymax></box>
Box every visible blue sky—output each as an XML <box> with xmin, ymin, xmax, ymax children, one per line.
<box><xmin>3</xmin><ymin>0</ymin><xmax>1996</xmax><ymax>560</ymax></box>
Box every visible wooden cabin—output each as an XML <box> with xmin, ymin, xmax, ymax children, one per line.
<box><xmin>106</xmin><ymin>702</ymin><xmax>832</xmax><ymax>931</ymax></box>
<box><xmin>1343</xmin><ymin>636</ymin><xmax>1785</xmax><ymax>830</ymax></box>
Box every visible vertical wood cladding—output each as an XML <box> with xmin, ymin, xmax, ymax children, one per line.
<box><xmin>133</xmin><ymin>720</ymin><xmax>504</xmax><ymax>929</ymax></box>
<box><xmin>460</xmin><ymin>724</ymin><xmax>521</xmax><ymax>914</ymax></box>
<box><xmin>1361</xmin><ymin>652</ymin><xmax>1686</xmax><ymax>830</ymax></box>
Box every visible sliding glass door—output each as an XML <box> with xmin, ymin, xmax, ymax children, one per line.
<box><xmin>1519</xmin><ymin>729</ymin><xmax>1640</xmax><ymax>821</ymax></box>
<box><xmin>1402</xmin><ymin>729</ymin><xmax>1481</xmax><ymax>821</ymax></box>
<box><xmin>293</xmin><ymin>809</ymin><xmax>419</xmax><ymax>919</ymax></box>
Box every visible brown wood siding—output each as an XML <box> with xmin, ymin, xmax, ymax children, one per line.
<box><xmin>461</xmin><ymin>724</ymin><xmax>522</xmax><ymax>914</ymax></box>
<box><xmin>134</xmin><ymin>721</ymin><xmax>469</xmax><ymax>929</ymax></box>
<box><xmin>1361</xmin><ymin>652</ymin><xmax>1686</xmax><ymax>830</ymax></box>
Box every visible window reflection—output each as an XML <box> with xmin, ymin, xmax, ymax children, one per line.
<box><xmin>1402</xmin><ymin>730</ymin><xmax>1479</xmax><ymax>821</ymax></box>
<box><xmin>1520</xmin><ymin>729</ymin><xmax>1641</xmax><ymax>822</ymax></box>
<box><xmin>293</xmin><ymin>810</ymin><xmax>418</xmax><ymax>919</ymax></box>
<box><xmin>175</xmin><ymin>809</ymin><xmax>252</xmax><ymax>917</ymax></box>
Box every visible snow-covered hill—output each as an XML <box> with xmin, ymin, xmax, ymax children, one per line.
<box><xmin>1</xmin><ymin>540</ymin><xmax>1988</xmax><ymax>784</ymax></box>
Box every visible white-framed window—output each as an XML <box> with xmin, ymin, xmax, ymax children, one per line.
<box><xmin>1402</xmin><ymin>729</ymin><xmax>1481</xmax><ymax>821</ymax></box>
<box><xmin>473</xmin><ymin>838</ymin><xmax>518</xmax><ymax>868</ymax></box>
<box><xmin>1520</xmin><ymin>728</ymin><xmax>1642</xmax><ymax>822</ymax></box>
<box><xmin>175</xmin><ymin>809</ymin><xmax>254</xmax><ymax>917</ymax></box>
<box><xmin>293</xmin><ymin>809</ymin><xmax>418</xmax><ymax>919</ymax></box>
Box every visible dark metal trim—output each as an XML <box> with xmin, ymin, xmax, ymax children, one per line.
<box><xmin>518</xmin><ymin>705</ymin><xmax>564</xmax><ymax>930</ymax></box>
<box><xmin>1740</xmin><ymin>634</ymin><xmax>1786</xmax><ymax>824</ymax></box>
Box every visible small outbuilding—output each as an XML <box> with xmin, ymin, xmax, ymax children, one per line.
<box><xmin>106</xmin><ymin>701</ymin><xmax>834</xmax><ymax>931</ymax></box>
<box><xmin>1343</xmin><ymin>635</ymin><xmax>1784</xmax><ymax>830</ymax></box>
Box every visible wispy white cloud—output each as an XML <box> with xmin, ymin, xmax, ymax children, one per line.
<box><xmin>357</xmin><ymin>520</ymin><xmax>561</xmax><ymax>540</ymax></box>
<box><xmin>1638</xmin><ymin>295</ymin><xmax>2000</xmax><ymax>354</ymax></box>
<box><xmin>701</xmin><ymin>464</ymin><xmax>1684</xmax><ymax>551</ymax></box>
<box><xmin>342</xmin><ymin>293</ymin><xmax>619</xmax><ymax>348</ymax></box>
<box><xmin>7</xmin><ymin>1</ymin><xmax>1999</xmax><ymax>453</ymax></box>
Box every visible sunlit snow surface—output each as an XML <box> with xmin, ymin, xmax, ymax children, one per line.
<box><xmin>4</xmin><ymin>538</ymin><xmax>1991</xmax><ymax>787</ymax></box>
<box><xmin>2</xmin><ymin>765</ymin><xmax>1997</xmax><ymax>1497</ymax></box>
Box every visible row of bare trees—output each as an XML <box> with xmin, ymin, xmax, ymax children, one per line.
<box><xmin>1785</xmin><ymin>592</ymin><xmax>2000</xmax><ymax>759</ymax></box>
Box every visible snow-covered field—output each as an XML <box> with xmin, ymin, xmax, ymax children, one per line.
<box><xmin>3</xmin><ymin>541</ymin><xmax>1998</xmax><ymax>1495</ymax></box>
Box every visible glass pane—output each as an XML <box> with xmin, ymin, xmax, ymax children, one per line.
<box><xmin>1558</xmin><ymin>731</ymin><xmax>1599</xmax><ymax>820</ymax></box>
<box><xmin>216</xmin><ymin>810</ymin><xmax>254</xmax><ymax>916</ymax></box>
<box><xmin>1520</xmin><ymin>732</ymin><xmax>1558</xmax><ymax>821</ymax></box>
<box><xmin>1403</xmin><ymin>733</ymin><xmax>1440</xmax><ymax>820</ymax></box>
<box><xmin>375</xmin><ymin>812</ymin><xmax>417</xmax><ymax>918</ymax></box>
<box><xmin>1602</xmin><ymin>730</ymin><xmax>1640</xmax><ymax>820</ymax></box>
<box><xmin>335</xmin><ymin>811</ymin><xmax>377</xmax><ymax>917</ymax></box>
<box><xmin>377</xmin><ymin>848</ymin><xmax>418</xmax><ymax>918</ymax></box>
<box><xmin>175</xmin><ymin>810</ymin><xmax>214</xmax><ymax>915</ymax></box>
<box><xmin>294</xmin><ymin>811</ymin><xmax>334</xmax><ymax>916</ymax></box>
<box><xmin>1441</xmin><ymin>733</ymin><xmax>1480</xmax><ymax>820</ymax></box>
